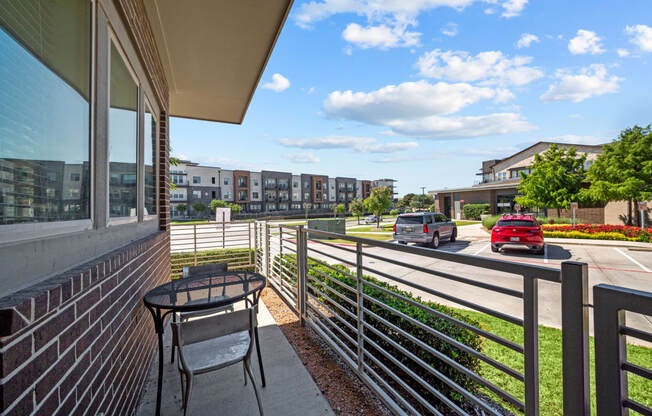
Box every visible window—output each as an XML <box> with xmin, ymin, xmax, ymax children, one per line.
<box><xmin>238</xmin><ymin>176</ymin><xmax>247</xmax><ymax>187</ymax></box>
<box><xmin>397</xmin><ymin>216</ymin><xmax>423</xmax><ymax>224</ymax></box>
<box><xmin>279</xmin><ymin>203</ymin><xmax>288</xmax><ymax>210</ymax></box>
<box><xmin>0</xmin><ymin>1</ymin><xmax>91</xmax><ymax>224</ymax></box>
<box><xmin>70</xmin><ymin>173</ymin><xmax>81</xmax><ymax>182</ymax></box>
<box><xmin>144</xmin><ymin>102</ymin><xmax>157</xmax><ymax>215</ymax></box>
<box><xmin>304</xmin><ymin>192</ymin><xmax>310</xmax><ymax>201</ymax></box>
<box><xmin>293</xmin><ymin>182</ymin><xmax>298</xmax><ymax>188</ymax></box>
<box><xmin>211</xmin><ymin>177</ymin><xmax>215</xmax><ymax>184</ymax></box>
<box><xmin>304</xmin><ymin>181</ymin><xmax>310</xmax><ymax>190</ymax></box>
<box><xmin>278</xmin><ymin>179</ymin><xmax>289</xmax><ymax>189</ymax></box>
<box><xmin>264</xmin><ymin>178</ymin><xmax>276</xmax><ymax>188</ymax></box>
<box><xmin>253</xmin><ymin>179</ymin><xmax>259</xmax><ymax>186</ymax></box>
<box><xmin>223</xmin><ymin>192</ymin><xmax>231</xmax><ymax>200</ymax></box>
<box><xmin>109</xmin><ymin>42</ymin><xmax>138</xmax><ymax>218</ymax></box>
<box><xmin>316</xmin><ymin>181</ymin><xmax>321</xmax><ymax>190</ymax></box>
<box><xmin>211</xmin><ymin>191</ymin><xmax>216</xmax><ymax>199</ymax></box>
<box><xmin>252</xmin><ymin>192</ymin><xmax>259</xmax><ymax>199</ymax></box>
<box><xmin>238</xmin><ymin>190</ymin><xmax>247</xmax><ymax>201</ymax></box>
<box><xmin>224</xmin><ymin>178</ymin><xmax>230</xmax><ymax>185</ymax></box>
<box><xmin>192</xmin><ymin>190</ymin><xmax>201</xmax><ymax>199</ymax></box>
<box><xmin>193</xmin><ymin>176</ymin><xmax>200</xmax><ymax>184</ymax></box>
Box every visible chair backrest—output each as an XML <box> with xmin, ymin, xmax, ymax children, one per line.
<box><xmin>183</xmin><ymin>262</ymin><xmax>228</xmax><ymax>278</ymax></box>
<box><xmin>172</xmin><ymin>305</ymin><xmax>257</xmax><ymax>346</ymax></box>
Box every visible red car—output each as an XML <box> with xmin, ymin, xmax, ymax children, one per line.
<box><xmin>491</xmin><ymin>215</ymin><xmax>544</xmax><ymax>254</ymax></box>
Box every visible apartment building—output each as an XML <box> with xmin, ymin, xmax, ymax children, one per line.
<box><xmin>169</xmin><ymin>162</ymin><xmax>397</xmax><ymax>216</ymax></box>
<box><xmin>428</xmin><ymin>141</ymin><xmax>634</xmax><ymax>224</ymax></box>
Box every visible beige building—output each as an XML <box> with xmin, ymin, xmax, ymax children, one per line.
<box><xmin>429</xmin><ymin>141</ymin><xmax>646</xmax><ymax>224</ymax></box>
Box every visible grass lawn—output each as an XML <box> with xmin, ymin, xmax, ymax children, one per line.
<box><xmin>348</xmin><ymin>225</ymin><xmax>394</xmax><ymax>232</ymax></box>
<box><xmin>323</xmin><ymin>232</ymin><xmax>394</xmax><ymax>244</ymax></box>
<box><xmin>455</xmin><ymin>308</ymin><xmax>651</xmax><ymax>415</ymax></box>
<box><xmin>454</xmin><ymin>220</ymin><xmax>479</xmax><ymax>226</ymax></box>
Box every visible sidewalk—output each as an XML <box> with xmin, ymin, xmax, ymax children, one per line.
<box><xmin>137</xmin><ymin>301</ymin><xmax>335</xmax><ymax>416</ymax></box>
<box><xmin>544</xmin><ymin>237</ymin><xmax>652</xmax><ymax>251</ymax></box>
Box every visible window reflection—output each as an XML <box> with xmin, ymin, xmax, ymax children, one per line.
<box><xmin>0</xmin><ymin>2</ymin><xmax>91</xmax><ymax>224</ymax></box>
<box><xmin>109</xmin><ymin>43</ymin><xmax>138</xmax><ymax>218</ymax></box>
<box><xmin>144</xmin><ymin>103</ymin><xmax>157</xmax><ymax>215</ymax></box>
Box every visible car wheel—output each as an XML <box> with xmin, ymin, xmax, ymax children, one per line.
<box><xmin>449</xmin><ymin>229</ymin><xmax>457</xmax><ymax>242</ymax></box>
<box><xmin>533</xmin><ymin>245</ymin><xmax>545</xmax><ymax>255</ymax></box>
<box><xmin>491</xmin><ymin>245</ymin><xmax>499</xmax><ymax>253</ymax></box>
<box><xmin>431</xmin><ymin>233</ymin><xmax>440</xmax><ymax>249</ymax></box>
<box><xmin>398</xmin><ymin>241</ymin><xmax>407</xmax><ymax>245</ymax></box>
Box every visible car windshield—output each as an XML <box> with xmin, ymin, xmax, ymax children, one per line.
<box><xmin>396</xmin><ymin>216</ymin><xmax>423</xmax><ymax>224</ymax></box>
<box><xmin>496</xmin><ymin>220</ymin><xmax>536</xmax><ymax>227</ymax></box>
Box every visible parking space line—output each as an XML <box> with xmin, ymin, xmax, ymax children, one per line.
<box><xmin>473</xmin><ymin>243</ymin><xmax>490</xmax><ymax>256</ymax></box>
<box><xmin>544</xmin><ymin>244</ymin><xmax>549</xmax><ymax>264</ymax></box>
<box><xmin>614</xmin><ymin>248</ymin><xmax>651</xmax><ymax>273</ymax></box>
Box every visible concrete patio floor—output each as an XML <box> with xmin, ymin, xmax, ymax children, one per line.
<box><xmin>137</xmin><ymin>301</ymin><xmax>335</xmax><ymax>416</ymax></box>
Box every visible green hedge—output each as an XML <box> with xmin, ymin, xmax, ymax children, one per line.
<box><xmin>536</xmin><ymin>217</ymin><xmax>573</xmax><ymax>224</ymax></box>
<box><xmin>390</xmin><ymin>209</ymin><xmax>400</xmax><ymax>216</ymax></box>
<box><xmin>463</xmin><ymin>204</ymin><xmax>490</xmax><ymax>220</ymax></box>
<box><xmin>277</xmin><ymin>254</ymin><xmax>484</xmax><ymax>412</ymax></box>
<box><xmin>170</xmin><ymin>248</ymin><xmax>255</xmax><ymax>278</ymax></box>
<box><xmin>482</xmin><ymin>215</ymin><xmax>501</xmax><ymax>229</ymax></box>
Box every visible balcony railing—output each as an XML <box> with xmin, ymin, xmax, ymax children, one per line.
<box><xmin>252</xmin><ymin>223</ymin><xmax>641</xmax><ymax>416</ymax></box>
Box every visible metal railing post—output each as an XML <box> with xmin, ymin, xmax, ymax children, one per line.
<box><xmin>561</xmin><ymin>261</ymin><xmax>590</xmax><ymax>416</ymax></box>
<box><xmin>297</xmin><ymin>225</ymin><xmax>307</xmax><ymax>326</ymax></box>
<box><xmin>193</xmin><ymin>224</ymin><xmax>198</xmax><ymax>265</ymax></box>
<box><xmin>222</xmin><ymin>220</ymin><xmax>226</xmax><ymax>248</ymax></box>
<box><xmin>265</xmin><ymin>221</ymin><xmax>270</xmax><ymax>279</ymax></box>
<box><xmin>253</xmin><ymin>222</ymin><xmax>257</xmax><ymax>272</ymax></box>
<box><xmin>356</xmin><ymin>242</ymin><xmax>364</xmax><ymax>374</ymax></box>
<box><xmin>248</xmin><ymin>221</ymin><xmax>252</xmax><ymax>269</ymax></box>
<box><xmin>523</xmin><ymin>276</ymin><xmax>539</xmax><ymax>416</ymax></box>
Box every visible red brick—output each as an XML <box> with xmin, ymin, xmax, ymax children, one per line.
<box><xmin>34</xmin><ymin>306</ymin><xmax>74</xmax><ymax>351</ymax></box>
<box><xmin>0</xmin><ymin>335</ymin><xmax>31</xmax><ymax>376</ymax></box>
<box><xmin>4</xmin><ymin>390</ymin><xmax>33</xmax><ymax>416</ymax></box>
<box><xmin>48</xmin><ymin>287</ymin><xmax>61</xmax><ymax>312</ymax></box>
<box><xmin>59</xmin><ymin>314</ymin><xmax>89</xmax><ymax>353</ymax></box>
<box><xmin>55</xmin><ymin>387</ymin><xmax>76</xmax><ymax>416</ymax></box>
<box><xmin>76</xmin><ymin>321</ymin><xmax>100</xmax><ymax>358</ymax></box>
<box><xmin>76</xmin><ymin>287</ymin><xmax>100</xmax><ymax>319</ymax></box>
<box><xmin>35</xmin><ymin>347</ymin><xmax>74</xmax><ymax>403</ymax></box>
<box><xmin>34</xmin><ymin>390</ymin><xmax>59</xmax><ymax>416</ymax></box>
<box><xmin>1</xmin><ymin>342</ymin><xmax>57</xmax><ymax>407</ymax></box>
<box><xmin>59</xmin><ymin>352</ymin><xmax>90</xmax><ymax>400</ymax></box>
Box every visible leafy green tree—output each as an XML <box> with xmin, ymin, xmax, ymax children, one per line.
<box><xmin>210</xmin><ymin>199</ymin><xmax>228</xmax><ymax>211</ymax></box>
<box><xmin>229</xmin><ymin>203</ymin><xmax>242</xmax><ymax>214</ymax></box>
<box><xmin>364</xmin><ymin>186</ymin><xmax>392</xmax><ymax>228</ymax></box>
<box><xmin>192</xmin><ymin>202</ymin><xmax>206</xmax><ymax>216</ymax></box>
<box><xmin>349</xmin><ymin>199</ymin><xmax>365</xmax><ymax>224</ymax></box>
<box><xmin>515</xmin><ymin>144</ymin><xmax>587</xmax><ymax>217</ymax></box>
<box><xmin>410</xmin><ymin>194</ymin><xmax>434</xmax><ymax>211</ymax></box>
<box><xmin>582</xmin><ymin>125</ymin><xmax>652</xmax><ymax>225</ymax></box>
<box><xmin>176</xmin><ymin>204</ymin><xmax>186</xmax><ymax>216</ymax></box>
<box><xmin>397</xmin><ymin>193</ymin><xmax>416</xmax><ymax>208</ymax></box>
<box><xmin>334</xmin><ymin>203</ymin><xmax>346</xmax><ymax>218</ymax></box>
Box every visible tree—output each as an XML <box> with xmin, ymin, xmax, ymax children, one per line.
<box><xmin>192</xmin><ymin>202</ymin><xmax>206</xmax><ymax>217</ymax></box>
<box><xmin>582</xmin><ymin>125</ymin><xmax>652</xmax><ymax>226</ymax></box>
<box><xmin>410</xmin><ymin>194</ymin><xmax>434</xmax><ymax>211</ymax></box>
<box><xmin>397</xmin><ymin>193</ymin><xmax>416</xmax><ymax>209</ymax></box>
<box><xmin>364</xmin><ymin>186</ymin><xmax>392</xmax><ymax>228</ymax></box>
<box><xmin>515</xmin><ymin>144</ymin><xmax>587</xmax><ymax>217</ymax></box>
<box><xmin>349</xmin><ymin>198</ymin><xmax>365</xmax><ymax>224</ymax></box>
<box><xmin>334</xmin><ymin>203</ymin><xmax>346</xmax><ymax>218</ymax></box>
<box><xmin>228</xmin><ymin>203</ymin><xmax>242</xmax><ymax>214</ymax></box>
<box><xmin>176</xmin><ymin>204</ymin><xmax>186</xmax><ymax>217</ymax></box>
<box><xmin>210</xmin><ymin>199</ymin><xmax>228</xmax><ymax>211</ymax></box>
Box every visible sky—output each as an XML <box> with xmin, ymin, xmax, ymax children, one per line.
<box><xmin>170</xmin><ymin>0</ymin><xmax>652</xmax><ymax>197</ymax></box>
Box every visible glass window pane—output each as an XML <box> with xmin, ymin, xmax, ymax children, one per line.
<box><xmin>0</xmin><ymin>1</ymin><xmax>91</xmax><ymax>224</ymax></box>
<box><xmin>109</xmin><ymin>42</ymin><xmax>138</xmax><ymax>218</ymax></box>
<box><xmin>144</xmin><ymin>103</ymin><xmax>156</xmax><ymax>215</ymax></box>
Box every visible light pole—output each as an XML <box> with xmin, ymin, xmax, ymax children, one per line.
<box><xmin>420</xmin><ymin>187</ymin><xmax>426</xmax><ymax>195</ymax></box>
<box><xmin>639</xmin><ymin>201</ymin><xmax>647</xmax><ymax>229</ymax></box>
<box><xmin>570</xmin><ymin>202</ymin><xmax>578</xmax><ymax>226</ymax></box>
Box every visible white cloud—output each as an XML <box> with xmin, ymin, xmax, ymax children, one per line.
<box><xmin>625</xmin><ymin>24</ymin><xmax>652</xmax><ymax>52</ymax></box>
<box><xmin>324</xmin><ymin>80</ymin><xmax>497</xmax><ymax>123</ymax></box>
<box><xmin>484</xmin><ymin>8</ymin><xmax>496</xmax><ymax>15</ymax></box>
<box><xmin>494</xmin><ymin>88</ymin><xmax>516</xmax><ymax>103</ymax></box>
<box><xmin>616</xmin><ymin>49</ymin><xmax>630</xmax><ymax>57</ymax></box>
<box><xmin>261</xmin><ymin>73</ymin><xmax>290</xmax><ymax>92</ymax></box>
<box><xmin>385</xmin><ymin>113</ymin><xmax>535</xmax><ymax>139</ymax></box>
<box><xmin>416</xmin><ymin>49</ymin><xmax>543</xmax><ymax>86</ymax></box>
<box><xmin>502</xmin><ymin>0</ymin><xmax>528</xmax><ymax>18</ymax></box>
<box><xmin>441</xmin><ymin>22</ymin><xmax>459</xmax><ymax>37</ymax></box>
<box><xmin>540</xmin><ymin>64</ymin><xmax>622</xmax><ymax>103</ymax></box>
<box><xmin>342</xmin><ymin>23</ymin><xmax>420</xmax><ymax>49</ymax></box>
<box><xmin>287</xmin><ymin>152</ymin><xmax>320</xmax><ymax>164</ymax></box>
<box><xmin>516</xmin><ymin>33</ymin><xmax>539</xmax><ymax>49</ymax></box>
<box><xmin>278</xmin><ymin>136</ymin><xmax>418</xmax><ymax>153</ymax></box>
<box><xmin>568</xmin><ymin>30</ymin><xmax>605</xmax><ymax>55</ymax></box>
<box><xmin>343</xmin><ymin>45</ymin><xmax>353</xmax><ymax>55</ymax></box>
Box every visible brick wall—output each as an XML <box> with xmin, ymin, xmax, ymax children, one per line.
<box><xmin>158</xmin><ymin>111</ymin><xmax>170</xmax><ymax>231</ymax></box>
<box><xmin>0</xmin><ymin>232</ymin><xmax>170</xmax><ymax>416</ymax></box>
<box><xmin>547</xmin><ymin>207</ymin><xmax>605</xmax><ymax>224</ymax></box>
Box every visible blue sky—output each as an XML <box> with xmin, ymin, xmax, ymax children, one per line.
<box><xmin>170</xmin><ymin>0</ymin><xmax>652</xmax><ymax>196</ymax></box>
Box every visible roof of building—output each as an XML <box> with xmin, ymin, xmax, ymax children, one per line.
<box><xmin>429</xmin><ymin>181</ymin><xmax>519</xmax><ymax>194</ymax></box>
<box><xmin>484</xmin><ymin>141</ymin><xmax>605</xmax><ymax>171</ymax></box>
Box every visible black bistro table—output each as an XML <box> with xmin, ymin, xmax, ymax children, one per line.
<box><xmin>143</xmin><ymin>271</ymin><xmax>266</xmax><ymax>416</ymax></box>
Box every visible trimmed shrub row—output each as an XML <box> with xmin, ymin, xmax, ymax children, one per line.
<box><xmin>170</xmin><ymin>248</ymin><xmax>256</xmax><ymax>278</ymax></box>
<box><xmin>462</xmin><ymin>204</ymin><xmax>490</xmax><ymax>220</ymax></box>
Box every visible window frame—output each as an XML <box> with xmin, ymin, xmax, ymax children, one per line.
<box><xmin>142</xmin><ymin>94</ymin><xmax>160</xmax><ymax>222</ymax></box>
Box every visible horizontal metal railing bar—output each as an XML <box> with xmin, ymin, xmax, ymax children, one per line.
<box><xmin>363</xmin><ymin>304</ymin><xmax>525</xmax><ymax>410</ymax></box>
<box><xmin>171</xmin><ymin>252</ymin><xmax>251</xmax><ymax>259</ymax></box>
<box><xmin>305</xmin><ymin>255</ymin><xmax>359</xmax><ymax>284</ymax></box>
<box><xmin>362</xmin><ymin>270</ymin><xmax>524</xmax><ymax>326</ymax></box>
<box><xmin>623</xmin><ymin>398</ymin><xmax>652</xmax><ymax>416</ymax></box>
<box><xmin>281</xmin><ymin>238</ymin><xmax>298</xmax><ymax>245</ymax></box>
<box><xmin>363</xmin><ymin>294</ymin><xmax>525</xmax><ymax>382</ymax></box>
<box><xmin>359</xmin><ymin>372</ymin><xmax>410</xmax><ymax>416</ymax></box>
<box><xmin>171</xmin><ymin>232</ymin><xmax>251</xmax><ymax>240</ymax></box>
<box><xmin>361</xmin><ymin>278</ymin><xmax>524</xmax><ymax>353</ymax></box>
<box><xmin>622</xmin><ymin>361</ymin><xmax>652</xmax><ymax>381</ymax></box>
<box><xmin>306</xmin><ymin>263</ymin><xmax>357</xmax><ymax>294</ymax></box>
<box><xmin>621</xmin><ymin>326</ymin><xmax>652</xmax><ymax>343</ymax></box>
<box><xmin>306</xmin><ymin>274</ymin><xmax>358</xmax><ymax>308</ymax></box>
<box><xmin>362</xmin><ymin>251</ymin><xmax>523</xmax><ymax>299</ymax></box>
<box><xmin>362</xmin><ymin>356</ymin><xmax>422</xmax><ymax>416</ymax></box>
<box><xmin>307</xmin><ymin>237</ymin><xmax>358</xmax><ymax>255</ymax></box>
<box><xmin>306</xmin><ymin>245</ymin><xmax>358</xmax><ymax>267</ymax></box>
<box><xmin>363</xmin><ymin>324</ymin><xmax>500</xmax><ymax>416</ymax></box>
<box><xmin>362</xmin><ymin>349</ymin><xmax>445</xmax><ymax>416</ymax></box>
<box><xmin>306</xmin><ymin>308</ymin><xmax>358</xmax><ymax>361</ymax></box>
<box><xmin>272</xmin><ymin>255</ymin><xmax>297</xmax><ymax>276</ymax></box>
<box><xmin>300</xmin><ymin>228</ymin><xmax>560</xmax><ymax>282</ymax></box>
<box><xmin>306</xmin><ymin>290</ymin><xmax>359</xmax><ymax>334</ymax></box>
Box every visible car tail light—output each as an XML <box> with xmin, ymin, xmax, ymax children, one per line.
<box><xmin>423</xmin><ymin>224</ymin><xmax>428</xmax><ymax>233</ymax></box>
<box><xmin>493</xmin><ymin>227</ymin><xmax>501</xmax><ymax>232</ymax></box>
<box><xmin>393</xmin><ymin>224</ymin><xmax>396</xmax><ymax>232</ymax></box>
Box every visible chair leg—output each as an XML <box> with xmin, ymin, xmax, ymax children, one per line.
<box><xmin>179</xmin><ymin>372</ymin><xmax>186</xmax><ymax>409</ymax></box>
<box><xmin>254</xmin><ymin>326</ymin><xmax>266</xmax><ymax>387</ymax></box>
<box><xmin>171</xmin><ymin>313</ymin><xmax>177</xmax><ymax>363</ymax></box>
<box><xmin>245</xmin><ymin>360</ymin><xmax>264</xmax><ymax>416</ymax></box>
<box><xmin>183</xmin><ymin>374</ymin><xmax>194</xmax><ymax>416</ymax></box>
<box><xmin>243</xmin><ymin>362</ymin><xmax>247</xmax><ymax>385</ymax></box>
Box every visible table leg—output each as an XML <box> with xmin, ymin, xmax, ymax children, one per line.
<box><xmin>254</xmin><ymin>326</ymin><xmax>266</xmax><ymax>387</ymax></box>
<box><xmin>146</xmin><ymin>305</ymin><xmax>165</xmax><ymax>416</ymax></box>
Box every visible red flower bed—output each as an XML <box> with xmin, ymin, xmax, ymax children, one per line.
<box><xmin>541</xmin><ymin>224</ymin><xmax>652</xmax><ymax>242</ymax></box>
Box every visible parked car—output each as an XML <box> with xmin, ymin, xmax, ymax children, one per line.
<box><xmin>364</xmin><ymin>215</ymin><xmax>378</xmax><ymax>224</ymax></box>
<box><xmin>393</xmin><ymin>212</ymin><xmax>457</xmax><ymax>248</ymax></box>
<box><xmin>491</xmin><ymin>214</ymin><xmax>544</xmax><ymax>254</ymax></box>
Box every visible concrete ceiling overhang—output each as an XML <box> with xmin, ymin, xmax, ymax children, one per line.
<box><xmin>144</xmin><ymin>0</ymin><xmax>293</xmax><ymax>124</ymax></box>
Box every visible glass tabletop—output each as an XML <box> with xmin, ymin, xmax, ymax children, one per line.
<box><xmin>143</xmin><ymin>271</ymin><xmax>266</xmax><ymax>312</ymax></box>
